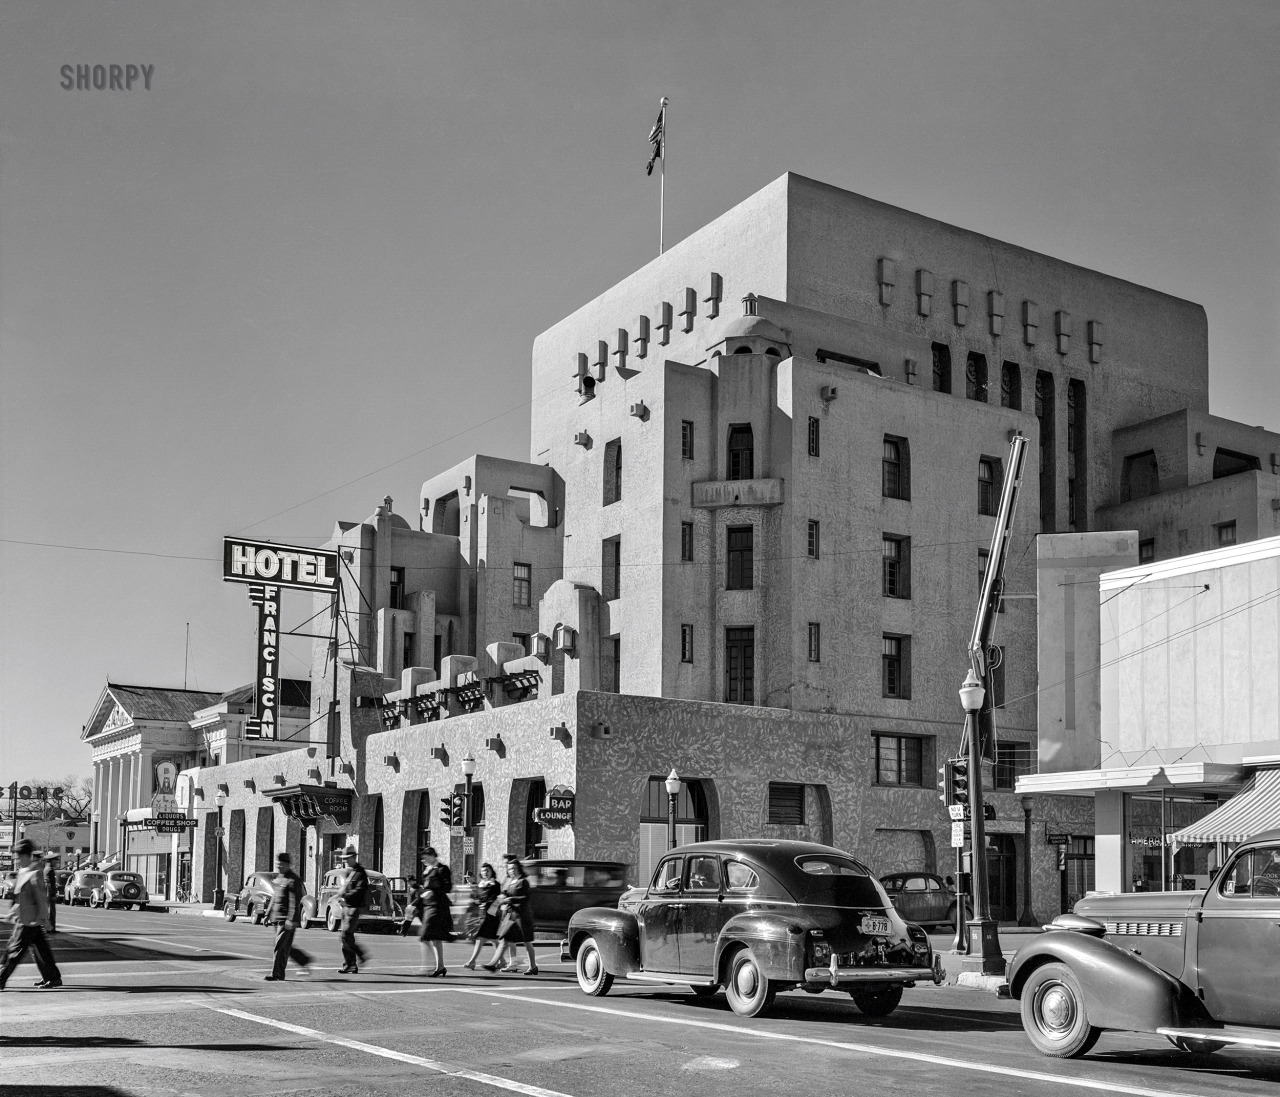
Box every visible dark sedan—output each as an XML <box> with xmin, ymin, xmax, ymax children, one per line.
<box><xmin>564</xmin><ymin>839</ymin><xmax>942</xmax><ymax>1018</ymax></box>
<box><xmin>879</xmin><ymin>871</ymin><xmax>971</xmax><ymax>930</ymax></box>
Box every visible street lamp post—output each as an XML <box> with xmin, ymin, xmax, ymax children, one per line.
<box><xmin>461</xmin><ymin>754</ymin><xmax>476</xmax><ymax>879</ymax></box>
<box><xmin>960</xmin><ymin>670</ymin><xmax>1005</xmax><ymax>976</ymax></box>
<box><xmin>1019</xmin><ymin>794</ymin><xmax>1038</xmax><ymax>927</ymax></box>
<box><xmin>213</xmin><ymin>789</ymin><xmax>228</xmax><ymax>911</ymax></box>
<box><xmin>664</xmin><ymin>769</ymin><xmax>682</xmax><ymax>851</ymax></box>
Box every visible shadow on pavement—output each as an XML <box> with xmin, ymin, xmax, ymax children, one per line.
<box><xmin>1</xmin><ymin>1036</ymin><xmax>299</xmax><ymax>1052</ymax></box>
<box><xmin>0</xmin><ymin>1088</ymin><xmax>133</xmax><ymax>1095</ymax></box>
<box><xmin>14</xmin><ymin>984</ymin><xmax>255</xmax><ymax>995</ymax></box>
<box><xmin>1091</xmin><ymin>1047</ymin><xmax>1280</xmax><ymax>1084</ymax></box>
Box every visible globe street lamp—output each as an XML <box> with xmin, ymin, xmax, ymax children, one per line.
<box><xmin>1019</xmin><ymin>794</ymin><xmax>1038</xmax><ymax>927</ymax></box>
<box><xmin>960</xmin><ymin>669</ymin><xmax>1005</xmax><ymax>976</ymax></box>
<box><xmin>664</xmin><ymin>769</ymin><xmax>683</xmax><ymax>850</ymax></box>
<box><xmin>213</xmin><ymin>788</ymin><xmax>228</xmax><ymax>911</ymax></box>
<box><xmin>461</xmin><ymin>754</ymin><xmax>477</xmax><ymax>878</ymax></box>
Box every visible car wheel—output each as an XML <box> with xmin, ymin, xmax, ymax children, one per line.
<box><xmin>326</xmin><ymin>907</ymin><xmax>341</xmax><ymax>932</ymax></box>
<box><xmin>690</xmin><ymin>985</ymin><xmax>718</xmax><ymax>999</ymax></box>
<box><xmin>249</xmin><ymin>903</ymin><xmax>263</xmax><ymax>925</ymax></box>
<box><xmin>1169</xmin><ymin>1036</ymin><xmax>1226</xmax><ymax>1055</ymax></box>
<box><xmin>223</xmin><ymin>902</ymin><xmax>237</xmax><ymax>922</ymax></box>
<box><xmin>574</xmin><ymin>936</ymin><xmax>614</xmax><ymax>997</ymax></box>
<box><xmin>1021</xmin><ymin>962</ymin><xmax>1101</xmax><ymax>1059</ymax></box>
<box><xmin>849</xmin><ymin>984</ymin><xmax>904</xmax><ymax>1017</ymax></box>
<box><xmin>724</xmin><ymin>947</ymin><xmax>777</xmax><ymax>1018</ymax></box>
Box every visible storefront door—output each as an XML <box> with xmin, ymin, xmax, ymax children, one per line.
<box><xmin>987</xmin><ymin>835</ymin><xmax>1017</xmax><ymax>921</ymax></box>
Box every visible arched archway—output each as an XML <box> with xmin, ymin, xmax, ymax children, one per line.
<box><xmin>370</xmin><ymin>796</ymin><xmax>384</xmax><ymax>872</ymax></box>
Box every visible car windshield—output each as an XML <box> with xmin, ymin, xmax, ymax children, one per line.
<box><xmin>79</xmin><ymin>874</ymin><xmax>106</xmax><ymax>885</ymax></box>
<box><xmin>789</xmin><ymin>854</ymin><xmax>884</xmax><ymax>906</ymax></box>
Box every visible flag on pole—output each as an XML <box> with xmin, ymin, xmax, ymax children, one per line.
<box><xmin>646</xmin><ymin>99</ymin><xmax>667</xmax><ymax>176</ymax></box>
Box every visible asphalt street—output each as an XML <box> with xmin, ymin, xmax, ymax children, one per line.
<box><xmin>2</xmin><ymin>907</ymin><xmax>1277</xmax><ymax>1097</ymax></box>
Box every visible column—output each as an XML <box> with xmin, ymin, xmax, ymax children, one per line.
<box><xmin>107</xmin><ymin>758</ymin><xmax>122</xmax><ymax>857</ymax></box>
<box><xmin>91</xmin><ymin>760</ymin><xmax>102</xmax><ymax>858</ymax></box>
<box><xmin>1095</xmin><ymin>789</ymin><xmax>1125</xmax><ymax>894</ymax></box>
<box><xmin>137</xmin><ymin>749</ymin><xmax>154</xmax><ymax>807</ymax></box>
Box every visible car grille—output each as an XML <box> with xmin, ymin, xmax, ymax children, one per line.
<box><xmin>1104</xmin><ymin>921</ymin><xmax>1183</xmax><ymax>937</ymax></box>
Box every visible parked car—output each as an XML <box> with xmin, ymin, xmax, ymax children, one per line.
<box><xmin>301</xmin><ymin>867</ymin><xmax>400</xmax><ymax>931</ymax></box>
<box><xmin>90</xmin><ymin>871</ymin><xmax>150</xmax><ymax>910</ymax></box>
<box><xmin>1009</xmin><ymin>827</ymin><xmax>1280</xmax><ymax>1059</ymax></box>
<box><xmin>64</xmin><ymin>870</ymin><xmax>108</xmax><ymax>906</ymax></box>
<box><xmin>525</xmin><ymin>859</ymin><xmax>627</xmax><ymax>933</ymax></box>
<box><xmin>879</xmin><ymin>871</ymin><xmax>971</xmax><ymax>930</ymax></box>
<box><xmin>564</xmin><ymin>839</ymin><xmax>942</xmax><ymax>1018</ymax></box>
<box><xmin>223</xmin><ymin>870</ymin><xmax>305</xmax><ymax>924</ymax></box>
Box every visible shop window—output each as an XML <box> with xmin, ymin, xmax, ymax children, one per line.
<box><xmin>882</xmin><ymin>534</ymin><xmax>910</xmax><ymax>598</ymax></box>
<box><xmin>882</xmin><ymin>634</ymin><xmax>910</xmax><ymax>698</ymax></box>
<box><xmin>603</xmin><ymin>439</ymin><xmax>623</xmax><ymax>506</ymax></box>
<box><xmin>727</xmin><ymin>424</ymin><xmax>754</xmax><ymax>480</ymax></box>
<box><xmin>767</xmin><ymin>782</ymin><xmax>805</xmax><ymax>825</ymax></box>
<box><xmin>882</xmin><ymin>435</ymin><xmax>910</xmax><ymax>500</ymax></box>
<box><xmin>1000</xmin><ymin>362</ymin><xmax>1022</xmax><ymax>410</ymax></box>
<box><xmin>931</xmin><ymin>343</ymin><xmax>951</xmax><ymax>393</ymax></box>
<box><xmin>513</xmin><ymin>562</ymin><xmax>531</xmax><ymax>606</ymax></box>
<box><xmin>874</xmin><ymin>734</ymin><xmax>925</xmax><ymax>786</ymax></box>
<box><xmin>726</xmin><ymin>526</ymin><xmax>753</xmax><ymax>590</ymax></box>
<box><xmin>807</xmin><ymin>623</ymin><xmax>821</xmax><ymax>663</ymax></box>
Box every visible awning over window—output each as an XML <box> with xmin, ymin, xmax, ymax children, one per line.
<box><xmin>1171</xmin><ymin>769</ymin><xmax>1280</xmax><ymax>845</ymax></box>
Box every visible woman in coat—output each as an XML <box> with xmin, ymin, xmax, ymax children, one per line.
<box><xmin>417</xmin><ymin>847</ymin><xmax>453</xmax><ymax>977</ymax></box>
<box><xmin>462</xmin><ymin>862</ymin><xmax>500</xmax><ymax>969</ymax></box>
<box><xmin>482</xmin><ymin>854</ymin><xmax>538</xmax><ymax>974</ymax></box>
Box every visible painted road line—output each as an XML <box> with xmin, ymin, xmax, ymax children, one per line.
<box><xmin>212</xmin><ymin>1006</ymin><xmax>576</xmax><ymax>1097</ymax></box>
<box><xmin>450</xmin><ymin>990</ymin><xmax>1215</xmax><ymax>1097</ymax></box>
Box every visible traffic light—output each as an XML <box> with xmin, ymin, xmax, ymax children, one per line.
<box><xmin>943</xmin><ymin>759</ymin><xmax>970</xmax><ymax>809</ymax></box>
<box><xmin>439</xmin><ymin>795</ymin><xmax>453</xmax><ymax>828</ymax></box>
<box><xmin>450</xmin><ymin>792</ymin><xmax>466</xmax><ymax>828</ymax></box>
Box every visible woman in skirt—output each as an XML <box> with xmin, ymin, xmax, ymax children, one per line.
<box><xmin>483</xmin><ymin>854</ymin><xmax>539</xmax><ymax>974</ymax></box>
<box><xmin>417</xmin><ymin>847</ymin><xmax>453</xmax><ymax>977</ymax></box>
<box><xmin>462</xmin><ymin>862</ymin><xmax>501</xmax><ymax>969</ymax></box>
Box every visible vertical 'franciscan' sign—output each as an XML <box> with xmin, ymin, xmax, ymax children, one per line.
<box><xmin>247</xmin><ymin>585</ymin><xmax>279</xmax><ymax>739</ymax></box>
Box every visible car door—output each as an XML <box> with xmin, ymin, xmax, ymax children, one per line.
<box><xmin>638</xmin><ymin>856</ymin><xmax>683</xmax><ymax>972</ymax></box>
<box><xmin>923</xmin><ymin>876</ymin><xmax>949</xmax><ymax>922</ymax></box>
<box><xmin>900</xmin><ymin>875</ymin><xmax>929</xmax><ymax>922</ymax></box>
<box><xmin>679</xmin><ymin>855</ymin><xmax>726</xmax><ymax>976</ymax></box>
<box><xmin>1196</xmin><ymin>843</ymin><xmax>1280</xmax><ymax>1026</ymax></box>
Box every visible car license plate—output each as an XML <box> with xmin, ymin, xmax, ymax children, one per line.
<box><xmin>861</xmin><ymin>914</ymin><xmax>892</xmax><ymax>937</ymax></box>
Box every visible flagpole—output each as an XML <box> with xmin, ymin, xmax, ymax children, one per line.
<box><xmin>659</xmin><ymin>97</ymin><xmax>668</xmax><ymax>255</ymax></box>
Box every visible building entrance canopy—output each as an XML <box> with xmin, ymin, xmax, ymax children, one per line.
<box><xmin>267</xmin><ymin>784</ymin><xmax>354</xmax><ymax>827</ymax></box>
<box><xmin>1171</xmin><ymin>769</ymin><xmax>1280</xmax><ymax>846</ymax></box>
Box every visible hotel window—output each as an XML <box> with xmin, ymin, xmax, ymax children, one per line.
<box><xmin>874</xmin><ymin>734</ymin><xmax>925</xmax><ymax>786</ymax></box>
<box><xmin>990</xmin><ymin>646</ymin><xmax>1006</xmax><ymax>708</ymax></box>
<box><xmin>966</xmin><ymin>353</ymin><xmax>988</xmax><ymax>402</ymax></box>
<box><xmin>512</xmin><ymin>633</ymin><xmax>531</xmax><ymax>656</ymax></box>
<box><xmin>882</xmin><ymin>634</ymin><xmax>910</xmax><ymax>698</ymax></box>
<box><xmin>1139</xmin><ymin>538</ymin><xmax>1155</xmax><ymax>563</ymax></box>
<box><xmin>767</xmin><ymin>782</ymin><xmax>805</xmax><ymax>825</ymax></box>
<box><xmin>727</xmin><ymin>423</ymin><xmax>754</xmax><ymax>481</ymax></box>
<box><xmin>681</xmin><ymin>521</ymin><xmax>694</xmax><ymax>562</ymax></box>
<box><xmin>807</xmin><ymin>519</ymin><xmax>820</xmax><ymax>559</ymax></box>
<box><xmin>807</xmin><ymin>623</ymin><xmax>821</xmax><ymax>663</ymax></box>
<box><xmin>1035</xmin><ymin>371</ymin><xmax>1056</xmax><ymax>532</ymax></box>
<box><xmin>602</xmin><ymin>537</ymin><xmax>621</xmax><ymax>601</ymax></box>
<box><xmin>882</xmin><ymin>534</ymin><xmax>910</xmax><ymax>598</ymax></box>
<box><xmin>979</xmin><ymin>457</ymin><xmax>999</xmax><ymax>516</ymax></box>
<box><xmin>993</xmin><ymin>740</ymin><xmax>1035</xmax><ymax>790</ymax></box>
<box><xmin>681</xmin><ymin>420</ymin><xmax>695</xmax><ymax>460</ymax></box>
<box><xmin>807</xmin><ymin>416</ymin><xmax>820</xmax><ymax>457</ymax></box>
<box><xmin>1067</xmin><ymin>379</ymin><xmax>1087</xmax><ymax>531</ymax></box>
<box><xmin>680</xmin><ymin>624</ymin><xmax>693</xmax><ymax>663</ymax></box>
<box><xmin>401</xmin><ymin>632</ymin><xmax>414</xmax><ymax>671</ymax></box>
<box><xmin>882</xmin><ymin>435</ymin><xmax>910</xmax><ymax>500</ymax></box>
<box><xmin>1000</xmin><ymin>362</ymin><xmax>1022</xmax><ymax>410</ymax></box>
<box><xmin>512</xmin><ymin>562</ymin><xmax>531</xmax><ymax>606</ymax></box>
<box><xmin>603</xmin><ymin>439</ymin><xmax>622</xmax><ymax>506</ymax></box>
<box><xmin>931</xmin><ymin>343</ymin><xmax>951</xmax><ymax>393</ymax></box>
<box><xmin>1216</xmin><ymin>521</ymin><xmax>1237</xmax><ymax>547</ymax></box>
<box><xmin>726</xmin><ymin>526</ymin><xmax>753</xmax><ymax>590</ymax></box>
<box><xmin>389</xmin><ymin>566</ymin><xmax>405</xmax><ymax>609</ymax></box>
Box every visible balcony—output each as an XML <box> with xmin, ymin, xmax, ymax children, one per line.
<box><xmin>691</xmin><ymin>478</ymin><xmax>784</xmax><ymax>509</ymax></box>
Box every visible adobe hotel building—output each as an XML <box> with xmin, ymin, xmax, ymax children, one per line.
<box><xmin>152</xmin><ymin>174</ymin><xmax>1278</xmax><ymax>917</ymax></box>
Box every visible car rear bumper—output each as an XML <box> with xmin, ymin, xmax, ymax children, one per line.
<box><xmin>805</xmin><ymin>956</ymin><xmax>943</xmax><ymax>987</ymax></box>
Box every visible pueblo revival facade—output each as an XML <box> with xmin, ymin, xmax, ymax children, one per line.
<box><xmin>170</xmin><ymin>173</ymin><xmax>1275</xmax><ymax>918</ymax></box>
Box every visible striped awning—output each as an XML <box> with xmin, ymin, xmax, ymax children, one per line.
<box><xmin>1171</xmin><ymin>769</ymin><xmax>1280</xmax><ymax>845</ymax></box>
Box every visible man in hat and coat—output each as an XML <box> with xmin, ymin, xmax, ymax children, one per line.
<box><xmin>333</xmin><ymin>844</ymin><xmax>370</xmax><ymax>973</ymax></box>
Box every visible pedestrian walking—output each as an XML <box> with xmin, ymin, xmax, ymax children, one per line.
<box><xmin>0</xmin><ymin>839</ymin><xmax>63</xmax><ymax>990</ymax></box>
<box><xmin>264</xmin><ymin>852</ymin><xmax>311</xmax><ymax>982</ymax></box>
<box><xmin>417</xmin><ymin>847</ymin><xmax>453</xmax><ymax>976</ymax></box>
<box><xmin>482</xmin><ymin>854</ymin><xmax>538</xmax><ymax>975</ymax></box>
<box><xmin>334</xmin><ymin>844</ymin><xmax>370</xmax><ymax>974</ymax></box>
<box><xmin>41</xmin><ymin>853</ymin><xmax>59</xmax><ymax>935</ymax></box>
<box><xmin>399</xmin><ymin>877</ymin><xmax>421</xmax><ymax>936</ymax></box>
<box><xmin>462</xmin><ymin>862</ymin><xmax>501</xmax><ymax>969</ymax></box>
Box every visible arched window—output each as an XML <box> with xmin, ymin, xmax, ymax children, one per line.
<box><xmin>882</xmin><ymin>436</ymin><xmax>910</xmax><ymax>500</ymax></box>
<box><xmin>978</xmin><ymin>457</ymin><xmax>999</xmax><ymax>516</ymax></box>
<box><xmin>638</xmin><ymin>777</ymin><xmax>712</xmax><ymax>886</ymax></box>
<box><xmin>603</xmin><ymin>439</ymin><xmax>622</xmax><ymax>506</ymax></box>
<box><xmin>733</xmin><ymin>345</ymin><xmax>753</xmax><ymax>355</ymax></box>
<box><xmin>1000</xmin><ymin>362</ymin><xmax>1021</xmax><ymax>410</ymax></box>
<box><xmin>371</xmin><ymin>796</ymin><xmax>384</xmax><ymax>872</ymax></box>
<box><xmin>966</xmin><ymin>353</ymin><xmax>988</xmax><ymax>402</ymax></box>
<box><xmin>727</xmin><ymin>424</ymin><xmax>754</xmax><ymax>480</ymax></box>
<box><xmin>931</xmin><ymin>343</ymin><xmax>951</xmax><ymax>393</ymax></box>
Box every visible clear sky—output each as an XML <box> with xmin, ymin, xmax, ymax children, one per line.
<box><xmin>2</xmin><ymin>0</ymin><xmax>1277</xmax><ymax>779</ymax></box>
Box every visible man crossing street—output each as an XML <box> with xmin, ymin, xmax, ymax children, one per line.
<box><xmin>41</xmin><ymin>853</ymin><xmax>60</xmax><ymax>935</ymax></box>
<box><xmin>334</xmin><ymin>844</ymin><xmax>370</xmax><ymax>974</ymax></box>
<box><xmin>1</xmin><ymin>839</ymin><xmax>63</xmax><ymax>990</ymax></box>
<box><xmin>264</xmin><ymin>852</ymin><xmax>311</xmax><ymax>981</ymax></box>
